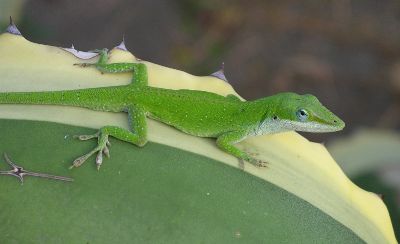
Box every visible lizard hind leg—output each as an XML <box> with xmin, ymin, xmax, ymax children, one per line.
<box><xmin>74</xmin><ymin>48</ymin><xmax>148</xmax><ymax>86</ymax></box>
<box><xmin>70</xmin><ymin>106</ymin><xmax>148</xmax><ymax>170</ymax></box>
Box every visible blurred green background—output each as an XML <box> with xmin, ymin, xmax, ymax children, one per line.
<box><xmin>0</xmin><ymin>0</ymin><xmax>399</xmax><ymax>239</ymax></box>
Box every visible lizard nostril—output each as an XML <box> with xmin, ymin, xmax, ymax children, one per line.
<box><xmin>333</xmin><ymin>120</ymin><xmax>337</xmax><ymax>123</ymax></box>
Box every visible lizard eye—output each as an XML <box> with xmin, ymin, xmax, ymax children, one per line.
<box><xmin>296</xmin><ymin>109</ymin><xmax>309</xmax><ymax>122</ymax></box>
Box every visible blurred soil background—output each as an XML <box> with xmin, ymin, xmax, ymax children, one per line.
<box><xmin>0</xmin><ymin>0</ymin><xmax>399</xmax><ymax>238</ymax></box>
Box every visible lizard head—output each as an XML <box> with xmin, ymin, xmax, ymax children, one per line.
<box><xmin>267</xmin><ymin>93</ymin><xmax>345</xmax><ymax>133</ymax></box>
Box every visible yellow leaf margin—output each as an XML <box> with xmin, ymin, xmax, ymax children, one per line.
<box><xmin>0</xmin><ymin>32</ymin><xmax>397</xmax><ymax>244</ymax></box>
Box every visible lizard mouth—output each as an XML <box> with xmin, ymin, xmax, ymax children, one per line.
<box><xmin>308</xmin><ymin>120</ymin><xmax>345</xmax><ymax>132</ymax></box>
<box><xmin>282</xmin><ymin>120</ymin><xmax>345</xmax><ymax>133</ymax></box>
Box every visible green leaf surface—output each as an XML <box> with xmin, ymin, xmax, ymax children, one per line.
<box><xmin>0</xmin><ymin>120</ymin><xmax>362</xmax><ymax>243</ymax></box>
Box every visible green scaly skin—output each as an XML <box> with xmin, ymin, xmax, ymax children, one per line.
<box><xmin>0</xmin><ymin>49</ymin><xmax>345</xmax><ymax>170</ymax></box>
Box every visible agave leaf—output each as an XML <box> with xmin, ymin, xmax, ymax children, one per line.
<box><xmin>328</xmin><ymin>129</ymin><xmax>400</xmax><ymax>240</ymax></box>
<box><xmin>0</xmin><ymin>27</ymin><xmax>397</xmax><ymax>243</ymax></box>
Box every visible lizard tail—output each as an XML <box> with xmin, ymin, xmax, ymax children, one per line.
<box><xmin>0</xmin><ymin>86</ymin><xmax>128</xmax><ymax>112</ymax></box>
<box><xmin>0</xmin><ymin>90</ymin><xmax>80</xmax><ymax>106</ymax></box>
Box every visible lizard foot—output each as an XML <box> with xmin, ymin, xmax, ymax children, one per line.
<box><xmin>241</xmin><ymin>151</ymin><xmax>268</xmax><ymax>168</ymax></box>
<box><xmin>73</xmin><ymin>62</ymin><xmax>94</xmax><ymax>67</ymax></box>
<box><xmin>70</xmin><ymin>131</ymin><xmax>111</xmax><ymax>170</ymax></box>
<box><xmin>248</xmin><ymin>157</ymin><xmax>269</xmax><ymax>168</ymax></box>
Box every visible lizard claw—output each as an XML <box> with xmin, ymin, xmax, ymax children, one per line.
<box><xmin>103</xmin><ymin>145</ymin><xmax>110</xmax><ymax>158</ymax></box>
<box><xmin>96</xmin><ymin>151</ymin><xmax>103</xmax><ymax>170</ymax></box>
<box><xmin>95</xmin><ymin>142</ymin><xmax>111</xmax><ymax>170</ymax></box>
<box><xmin>69</xmin><ymin>155</ymin><xmax>89</xmax><ymax>169</ymax></box>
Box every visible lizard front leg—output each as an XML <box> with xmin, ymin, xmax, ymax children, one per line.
<box><xmin>71</xmin><ymin>106</ymin><xmax>148</xmax><ymax>170</ymax></box>
<box><xmin>216</xmin><ymin>131</ymin><xmax>268</xmax><ymax>168</ymax></box>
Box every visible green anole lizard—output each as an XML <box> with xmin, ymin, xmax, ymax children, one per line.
<box><xmin>0</xmin><ymin>49</ymin><xmax>345</xmax><ymax>171</ymax></box>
